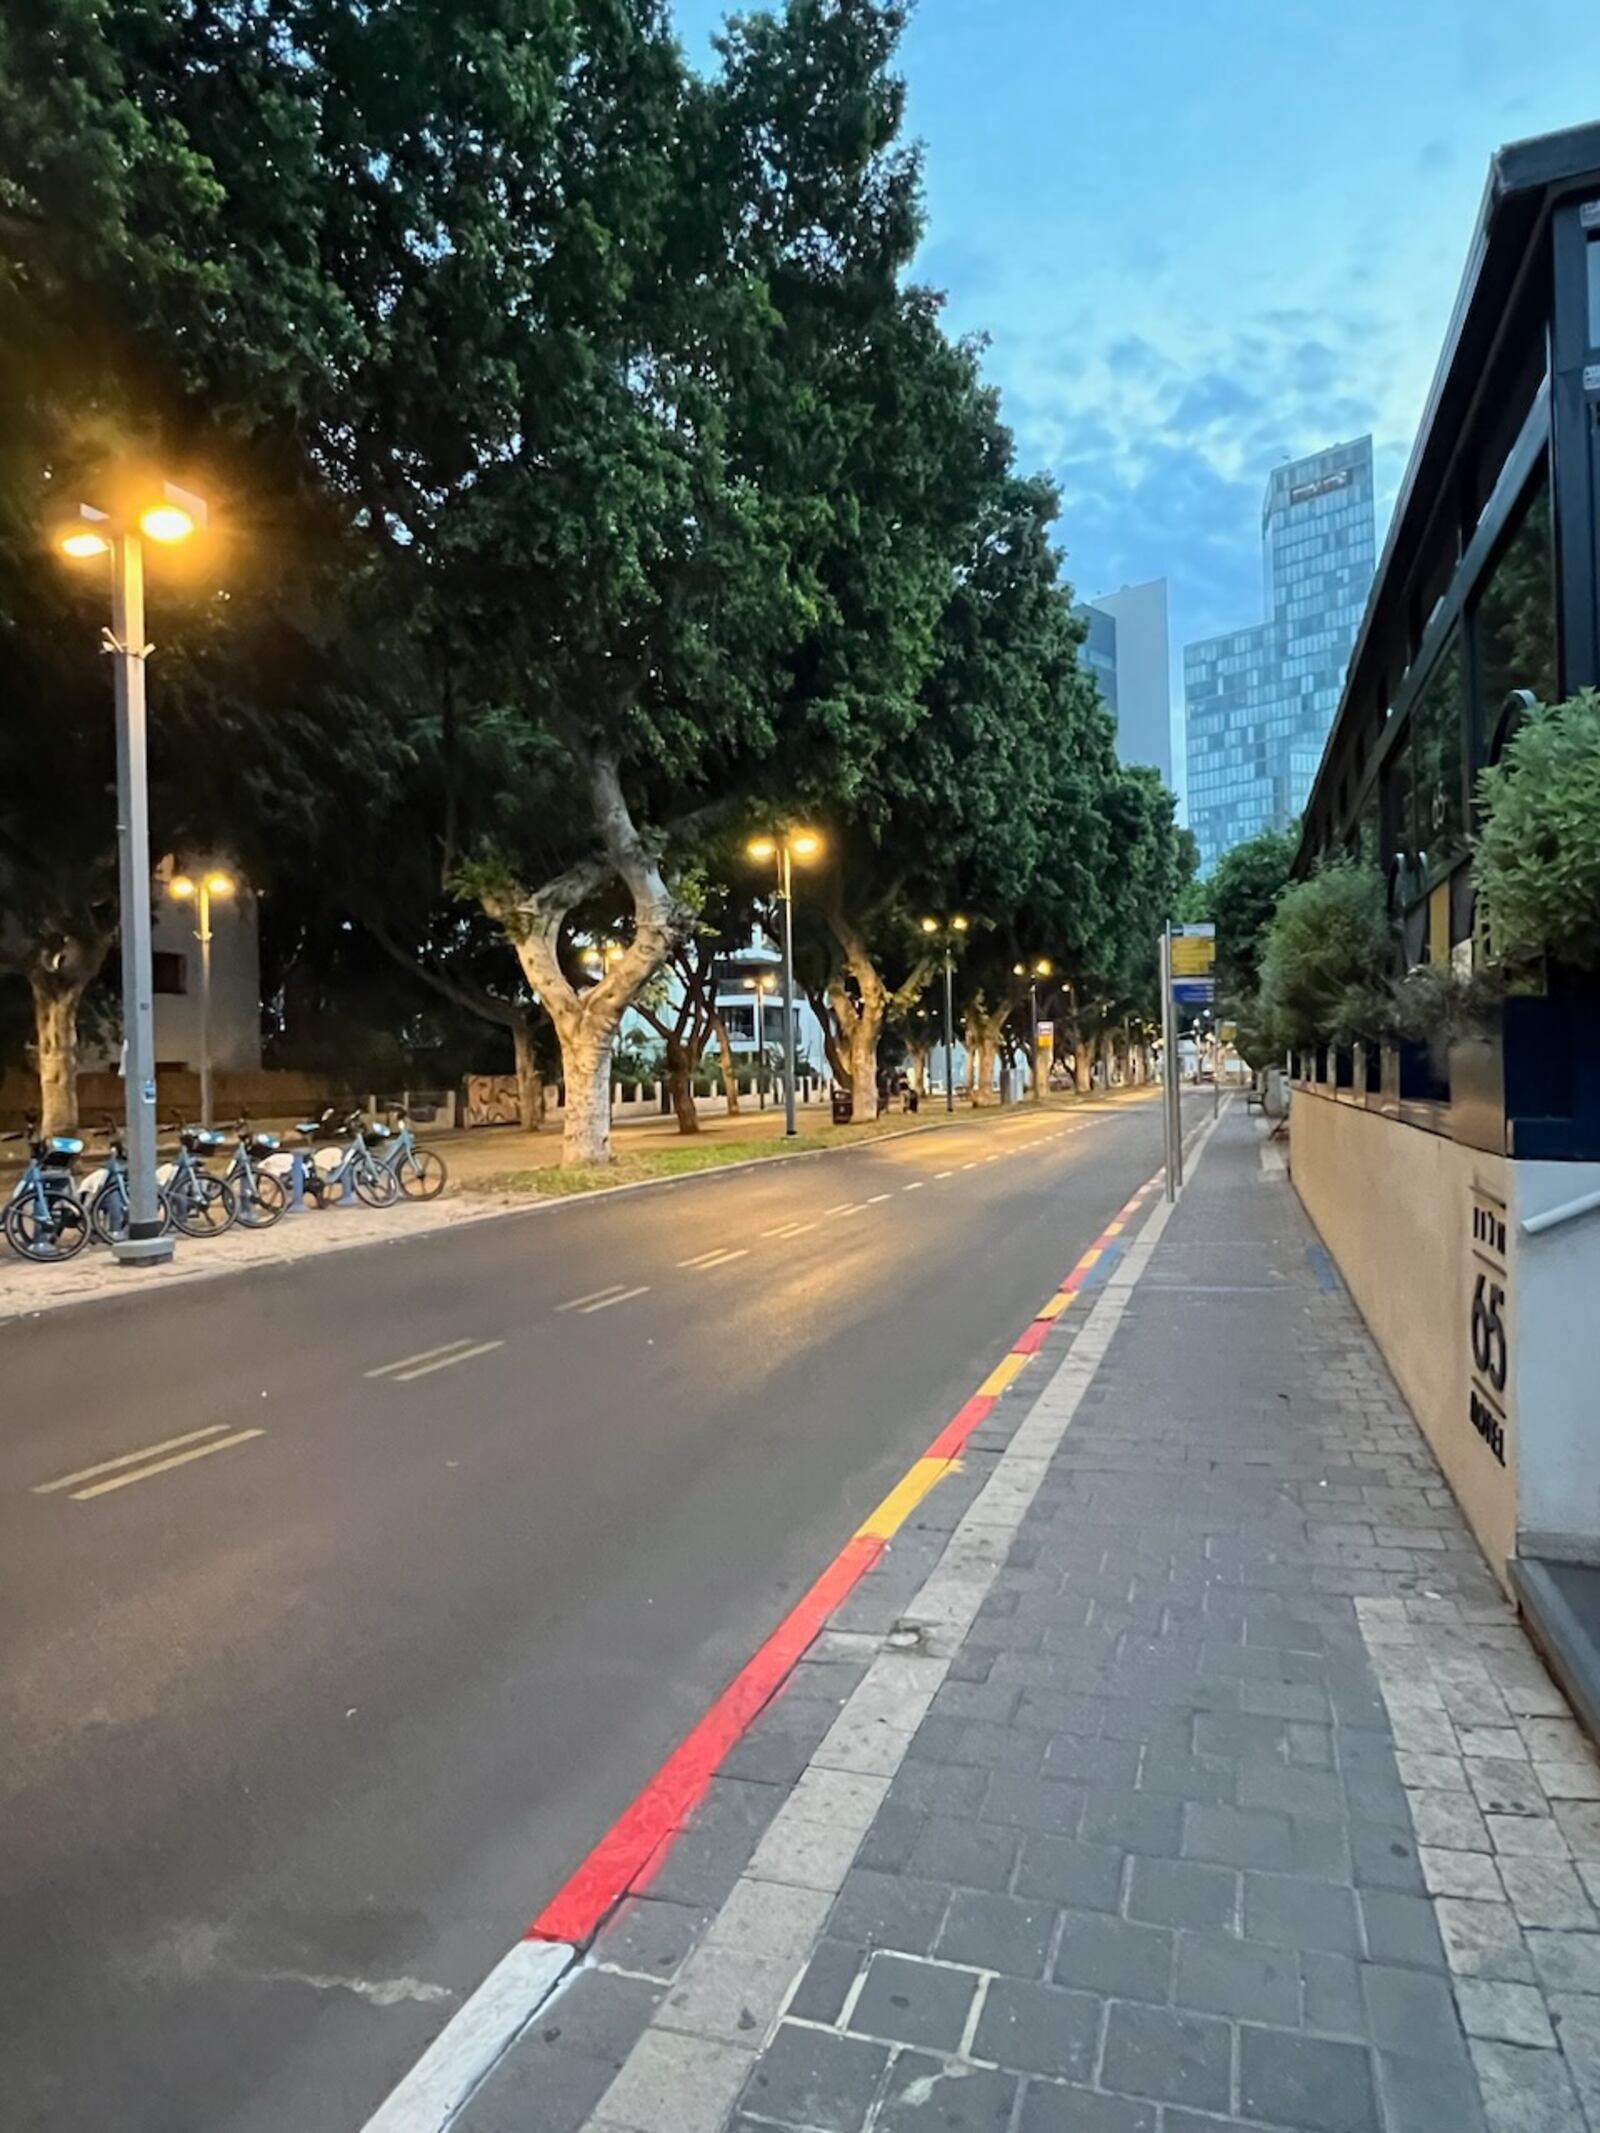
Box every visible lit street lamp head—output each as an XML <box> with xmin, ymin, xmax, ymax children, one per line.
<box><xmin>204</xmin><ymin>872</ymin><xmax>235</xmax><ymax>898</ymax></box>
<box><xmin>61</xmin><ymin>528</ymin><xmax>111</xmax><ymax>559</ymax></box>
<box><xmin>921</xmin><ymin>917</ymin><xmax>939</xmax><ymax>934</ymax></box>
<box><xmin>952</xmin><ymin>915</ymin><xmax>969</xmax><ymax>933</ymax></box>
<box><xmin>140</xmin><ymin>504</ymin><xmax>196</xmax><ymax>544</ymax></box>
<box><xmin>747</xmin><ymin>837</ymin><xmax>777</xmax><ymax>861</ymax></box>
<box><xmin>168</xmin><ymin>875</ymin><xmax>197</xmax><ymax>901</ymax></box>
<box><xmin>790</xmin><ymin>830</ymin><xmax>822</xmax><ymax>860</ymax></box>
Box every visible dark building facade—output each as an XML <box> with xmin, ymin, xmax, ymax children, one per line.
<box><xmin>1300</xmin><ymin>125</ymin><xmax>1600</xmax><ymax>975</ymax></box>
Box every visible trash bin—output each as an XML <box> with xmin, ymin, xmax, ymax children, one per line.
<box><xmin>831</xmin><ymin>1088</ymin><xmax>853</xmax><ymax>1125</ymax></box>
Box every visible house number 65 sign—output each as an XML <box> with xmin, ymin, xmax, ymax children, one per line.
<box><xmin>1468</xmin><ymin>1191</ymin><xmax>1510</xmax><ymax>1466</ymax></box>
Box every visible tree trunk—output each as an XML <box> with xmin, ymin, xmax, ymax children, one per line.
<box><xmin>1074</xmin><ymin>1040</ymin><xmax>1093</xmax><ymax>1093</ymax></box>
<box><xmin>665</xmin><ymin>1036</ymin><xmax>699</xmax><ymax>1135</ymax></box>
<box><xmin>909</xmin><ymin>1045</ymin><xmax>928</xmax><ymax>1098</ymax></box>
<box><xmin>484</xmin><ymin>742</ymin><xmax>686</xmax><ymax>1167</ymax></box>
<box><xmin>972</xmin><ymin>1030</ymin><xmax>1000</xmax><ymax>1105</ymax></box>
<box><xmin>844</xmin><ymin>1011</ymin><xmax>881</xmax><ymax>1124</ymax></box>
<box><xmin>512</xmin><ymin>1017</ymin><xmax>545</xmax><ymax>1132</ymax></box>
<box><xmin>30</xmin><ymin>972</ymin><xmax>85</xmax><ymax>1137</ymax></box>
<box><xmin>556</xmin><ymin>1018</ymin><xmax>615</xmax><ymax>1165</ymax></box>
<box><xmin>710</xmin><ymin>1012</ymin><xmax>741</xmax><ymax>1116</ymax></box>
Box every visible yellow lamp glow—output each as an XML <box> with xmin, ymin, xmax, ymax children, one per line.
<box><xmin>140</xmin><ymin>504</ymin><xmax>196</xmax><ymax>544</ymax></box>
<box><xmin>61</xmin><ymin>529</ymin><xmax>111</xmax><ymax>559</ymax></box>
<box><xmin>205</xmin><ymin>871</ymin><xmax>235</xmax><ymax>898</ymax></box>
<box><xmin>952</xmin><ymin>915</ymin><xmax>969</xmax><ymax>933</ymax></box>
<box><xmin>790</xmin><ymin>831</ymin><xmax>822</xmax><ymax>859</ymax></box>
<box><xmin>747</xmin><ymin>837</ymin><xmax>776</xmax><ymax>860</ymax></box>
<box><xmin>921</xmin><ymin>917</ymin><xmax>939</xmax><ymax>934</ymax></box>
<box><xmin>169</xmin><ymin>875</ymin><xmax>197</xmax><ymax>900</ymax></box>
<box><xmin>1036</xmin><ymin>958</ymin><xmax>1053</xmax><ymax>977</ymax></box>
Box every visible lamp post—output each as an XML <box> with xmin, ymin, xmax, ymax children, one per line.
<box><xmin>58</xmin><ymin>480</ymin><xmax>207</xmax><ymax>1264</ymax></box>
<box><xmin>920</xmin><ymin>915</ymin><xmax>969</xmax><ymax>1113</ymax></box>
<box><xmin>744</xmin><ymin>972</ymin><xmax>777</xmax><ymax>1106</ymax></box>
<box><xmin>168</xmin><ymin>871</ymin><xmax>234</xmax><ymax>1128</ymax></box>
<box><xmin>1012</xmin><ymin>958</ymin><xmax>1054</xmax><ymax>1100</ymax></box>
<box><xmin>747</xmin><ymin>829</ymin><xmax>823</xmax><ymax>1137</ymax></box>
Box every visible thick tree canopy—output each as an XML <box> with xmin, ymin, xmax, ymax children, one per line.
<box><xmin>0</xmin><ymin>0</ymin><xmax>1193</xmax><ymax>1147</ymax></box>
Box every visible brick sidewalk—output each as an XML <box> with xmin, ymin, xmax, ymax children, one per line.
<box><xmin>460</xmin><ymin>1103</ymin><xmax>1600</xmax><ymax>2133</ymax></box>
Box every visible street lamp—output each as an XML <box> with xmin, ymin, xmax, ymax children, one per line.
<box><xmin>747</xmin><ymin>829</ymin><xmax>823</xmax><ymax>1136</ymax></box>
<box><xmin>921</xmin><ymin>914</ymin><xmax>969</xmax><ymax>1113</ymax></box>
<box><xmin>168</xmin><ymin>870</ymin><xmax>235</xmax><ymax>1128</ymax></box>
<box><xmin>57</xmin><ymin>479</ymin><xmax>207</xmax><ymax>1264</ymax></box>
<box><xmin>1013</xmin><ymin>958</ymin><xmax>1054</xmax><ymax>1101</ymax></box>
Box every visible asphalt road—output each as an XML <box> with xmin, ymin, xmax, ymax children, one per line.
<box><xmin>0</xmin><ymin>1088</ymin><xmax>1185</xmax><ymax>2132</ymax></box>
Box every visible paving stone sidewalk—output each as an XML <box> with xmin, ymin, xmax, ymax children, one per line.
<box><xmin>464</xmin><ymin>1106</ymin><xmax>1600</xmax><ymax>2133</ymax></box>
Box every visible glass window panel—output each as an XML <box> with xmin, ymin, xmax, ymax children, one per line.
<box><xmin>1409</xmin><ymin>635</ymin><xmax>1466</xmax><ymax>880</ymax></box>
<box><xmin>1473</xmin><ymin>467</ymin><xmax>1559</xmax><ymax>718</ymax></box>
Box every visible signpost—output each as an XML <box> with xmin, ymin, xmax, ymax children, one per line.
<box><xmin>1161</xmin><ymin>923</ymin><xmax>1216</xmax><ymax>1197</ymax></box>
<box><xmin>1036</xmin><ymin>1019</ymin><xmax>1054</xmax><ymax>1096</ymax></box>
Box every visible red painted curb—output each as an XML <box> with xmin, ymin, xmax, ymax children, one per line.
<box><xmin>527</xmin><ymin>1176</ymin><xmax>1159</xmax><ymax>1952</ymax></box>
<box><xmin>528</xmin><ymin>1534</ymin><xmax>883</xmax><ymax>1946</ymax></box>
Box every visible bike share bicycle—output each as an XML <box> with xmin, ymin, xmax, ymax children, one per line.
<box><xmin>2</xmin><ymin>1122</ymin><xmax>90</xmax><ymax>1261</ymax></box>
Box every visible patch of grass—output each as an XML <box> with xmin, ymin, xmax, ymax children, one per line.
<box><xmin>462</xmin><ymin>1113</ymin><xmax>930</xmax><ymax>1198</ymax></box>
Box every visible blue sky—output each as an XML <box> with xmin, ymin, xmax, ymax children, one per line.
<box><xmin>673</xmin><ymin>0</ymin><xmax>1600</xmax><ymax>763</ymax></box>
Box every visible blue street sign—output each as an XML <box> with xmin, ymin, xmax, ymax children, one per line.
<box><xmin>1171</xmin><ymin>978</ymin><xmax>1216</xmax><ymax>1006</ymax></box>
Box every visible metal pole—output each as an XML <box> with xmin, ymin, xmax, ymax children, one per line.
<box><xmin>1161</xmin><ymin>925</ymin><xmax>1183</xmax><ymax>1201</ymax></box>
<box><xmin>198</xmin><ymin>878</ymin><xmax>214</xmax><ymax>1130</ymax></box>
<box><xmin>779</xmin><ymin>847</ymin><xmax>798</xmax><ymax>1136</ymax></box>
<box><xmin>943</xmin><ymin>945</ymin><xmax>955</xmax><ymax>1114</ymax></box>
<box><xmin>1030</xmin><ymin>980</ymin><xmax>1041</xmax><ymax>1100</ymax></box>
<box><xmin>109</xmin><ymin>532</ymin><xmax>173</xmax><ymax>1262</ymax></box>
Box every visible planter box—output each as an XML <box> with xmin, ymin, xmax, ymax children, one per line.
<box><xmin>1450</xmin><ymin>976</ymin><xmax>1600</xmax><ymax>1161</ymax></box>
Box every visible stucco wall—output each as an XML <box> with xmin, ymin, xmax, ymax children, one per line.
<box><xmin>1290</xmin><ymin>1090</ymin><xmax>1517</xmax><ymax>1580</ymax></box>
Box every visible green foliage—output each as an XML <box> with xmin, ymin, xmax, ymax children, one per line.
<box><xmin>1475</xmin><ymin>693</ymin><xmax>1600</xmax><ymax>971</ymax></box>
<box><xmin>0</xmin><ymin>0</ymin><xmax>1192</xmax><ymax>1141</ymax></box>
<box><xmin>1257</xmin><ymin>861</ymin><xmax>1391</xmax><ymax>1050</ymax></box>
<box><xmin>1204</xmin><ymin>828</ymin><xmax>1298</xmax><ymax>1012</ymax></box>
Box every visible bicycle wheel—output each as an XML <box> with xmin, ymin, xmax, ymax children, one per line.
<box><xmin>351</xmin><ymin>1157</ymin><xmax>400</xmax><ymax>1208</ymax></box>
<box><xmin>5</xmin><ymin>1186</ymin><xmax>89</xmax><ymax>1261</ymax></box>
<box><xmin>91</xmin><ymin>1182</ymin><xmax>173</xmax><ymax>1245</ymax></box>
<box><xmin>235</xmin><ymin>1166</ymin><xmax>288</xmax><ymax>1228</ymax></box>
<box><xmin>170</xmin><ymin>1171</ymin><xmax>238</xmax><ymax>1238</ymax></box>
<box><xmin>395</xmin><ymin>1148</ymin><xmax>448</xmax><ymax>1200</ymax></box>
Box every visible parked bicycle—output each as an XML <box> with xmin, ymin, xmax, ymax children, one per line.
<box><xmin>2</xmin><ymin>1120</ymin><xmax>90</xmax><ymax>1261</ymax></box>
<box><xmin>222</xmin><ymin>1120</ymin><xmax>290</xmax><ymax>1229</ymax></box>
<box><xmin>159</xmin><ymin>1118</ymin><xmax>238</xmax><ymax>1237</ymax></box>
<box><xmin>376</xmin><ymin>1106</ymin><xmax>449</xmax><ymax>1200</ymax></box>
<box><xmin>82</xmin><ymin>1123</ymin><xmax>173</xmax><ymax>1246</ymax></box>
<box><xmin>290</xmin><ymin>1109</ymin><xmax>399</xmax><ymax>1208</ymax></box>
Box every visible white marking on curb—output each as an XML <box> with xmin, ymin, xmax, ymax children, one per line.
<box><xmin>393</xmin><ymin>1340</ymin><xmax>505</xmax><ymax>1383</ymax></box>
<box><xmin>359</xmin><ymin>1938</ymin><xmax>575</xmax><ymax>2133</ymax></box>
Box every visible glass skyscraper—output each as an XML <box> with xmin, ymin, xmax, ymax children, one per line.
<box><xmin>1184</xmin><ymin>437</ymin><xmax>1376</xmax><ymax>870</ymax></box>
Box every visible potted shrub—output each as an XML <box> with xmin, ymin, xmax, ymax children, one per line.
<box><xmin>1258</xmin><ymin>861</ymin><xmax>1391</xmax><ymax>1078</ymax></box>
<box><xmin>1470</xmin><ymin>692</ymin><xmax>1600</xmax><ymax>1158</ymax></box>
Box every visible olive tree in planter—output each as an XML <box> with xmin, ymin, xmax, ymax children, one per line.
<box><xmin>1467</xmin><ymin>691</ymin><xmax>1600</xmax><ymax>1157</ymax></box>
<box><xmin>1256</xmin><ymin>861</ymin><xmax>1391</xmax><ymax>1083</ymax></box>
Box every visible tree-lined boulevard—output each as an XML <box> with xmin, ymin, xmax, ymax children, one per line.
<box><xmin>1</xmin><ymin>0</ymin><xmax>1191</xmax><ymax>1172</ymax></box>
